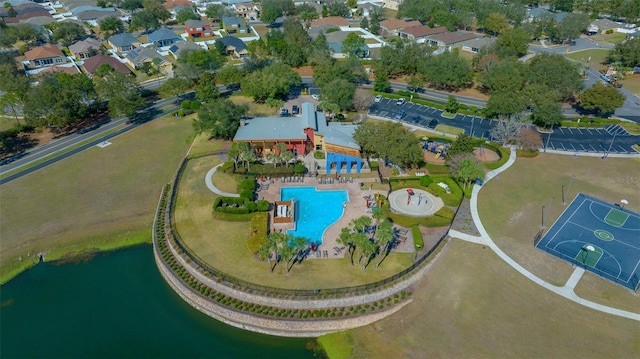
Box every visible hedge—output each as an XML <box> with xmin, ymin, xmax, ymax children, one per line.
<box><xmin>516</xmin><ymin>149</ymin><xmax>539</xmax><ymax>158</ymax></box>
<box><xmin>247</xmin><ymin>212</ymin><xmax>269</xmax><ymax>254</ymax></box>
<box><xmin>434</xmin><ymin>206</ymin><xmax>455</xmax><ymax>220</ymax></box>
<box><xmin>482</xmin><ymin>143</ymin><xmax>510</xmax><ymax>170</ymax></box>
<box><xmin>411</xmin><ymin>226</ymin><xmax>423</xmax><ymax>250</ymax></box>
<box><xmin>427</xmin><ymin>176</ymin><xmax>463</xmax><ymax>206</ymax></box>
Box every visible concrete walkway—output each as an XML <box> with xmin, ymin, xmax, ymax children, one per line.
<box><xmin>449</xmin><ymin>148</ymin><xmax>640</xmax><ymax>322</ymax></box>
<box><xmin>205</xmin><ymin>164</ymin><xmax>239</xmax><ymax>197</ymax></box>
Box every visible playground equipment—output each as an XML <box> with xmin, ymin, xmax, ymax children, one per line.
<box><xmin>423</xmin><ymin>141</ymin><xmax>449</xmax><ymax>159</ymax></box>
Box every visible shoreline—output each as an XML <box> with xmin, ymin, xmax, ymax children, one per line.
<box><xmin>0</xmin><ymin>234</ymin><xmax>152</xmax><ymax>285</ymax></box>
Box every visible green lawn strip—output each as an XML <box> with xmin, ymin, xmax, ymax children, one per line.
<box><xmin>0</xmin><ymin>126</ymin><xmax>123</xmax><ymax>180</ymax></box>
<box><xmin>434</xmin><ymin>124</ymin><xmax>464</xmax><ymax>136</ymax></box>
<box><xmin>0</xmin><ymin>115</ymin><xmax>194</xmax><ymax>283</ymax></box>
<box><xmin>441</xmin><ymin>111</ymin><xmax>456</xmax><ymax>118</ymax></box>
<box><xmin>318</xmin><ymin>332</ymin><xmax>354</xmax><ymax>359</ymax></box>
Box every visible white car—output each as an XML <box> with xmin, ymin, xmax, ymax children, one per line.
<box><xmin>311</xmin><ymin>94</ymin><xmax>320</xmax><ymax>100</ymax></box>
<box><xmin>396</xmin><ymin>98</ymin><xmax>406</xmax><ymax>106</ymax></box>
<box><xmin>374</xmin><ymin>95</ymin><xmax>382</xmax><ymax>103</ymax></box>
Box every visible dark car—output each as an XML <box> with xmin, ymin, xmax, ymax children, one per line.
<box><xmin>226</xmin><ymin>83</ymin><xmax>240</xmax><ymax>91</ymax></box>
<box><xmin>291</xmin><ymin>105</ymin><xmax>299</xmax><ymax>114</ymax></box>
<box><xmin>394</xmin><ymin>110</ymin><xmax>406</xmax><ymax>120</ymax></box>
<box><xmin>427</xmin><ymin>119</ymin><xmax>438</xmax><ymax>129</ymax></box>
<box><xmin>410</xmin><ymin>115</ymin><xmax>421</xmax><ymax>123</ymax></box>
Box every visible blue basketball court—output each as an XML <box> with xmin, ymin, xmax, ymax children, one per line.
<box><xmin>535</xmin><ymin>193</ymin><xmax>640</xmax><ymax>291</ymax></box>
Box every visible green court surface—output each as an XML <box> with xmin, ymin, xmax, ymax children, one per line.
<box><xmin>575</xmin><ymin>245</ymin><xmax>603</xmax><ymax>267</ymax></box>
<box><xmin>605</xmin><ymin>209</ymin><xmax>629</xmax><ymax>227</ymax></box>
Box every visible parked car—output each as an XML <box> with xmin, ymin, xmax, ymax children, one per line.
<box><xmin>394</xmin><ymin>110</ymin><xmax>407</xmax><ymax>119</ymax></box>
<box><xmin>226</xmin><ymin>83</ymin><xmax>240</xmax><ymax>91</ymax></box>
<box><xmin>374</xmin><ymin>94</ymin><xmax>382</xmax><ymax>103</ymax></box>
<box><xmin>279</xmin><ymin>108</ymin><xmax>289</xmax><ymax>116</ymax></box>
<box><xmin>410</xmin><ymin>115</ymin><xmax>421</xmax><ymax>123</ymax></box>
<box><xmin>291</xmin><ymin>105</ymin><xmax>299</xmax><ymax>114</ymax></box>
<box><xmin>311</xmin><ymin>94</ymin><xmax>320</xmax><ymax>100</ymax></box>
<box><xmin>427</xmin><ymin>119</ymin><xmax>438</xmax><ymax>129</ymax></box>
<box><xmin>610</xmin><ymin>80</ymin><xmax>622</xmax><ymax>88</ymax></box>
<box><xmin>600</xmin><ymin>74</ymin><xmax>611</xmax><ymax>83</ymax></box>
<box><xmin>396</xmin><ymin>98</ymin><xmax>406</xmax><ymax>106</ymax></box>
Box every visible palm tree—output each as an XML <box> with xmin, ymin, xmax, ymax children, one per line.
<box><xmin>372</xmin><ymin>207</ymin><xmax>385</xmax><ymax>224</ymax></box>
<box><xmin>351</xmin><ymin>216</ymin><xmax>372</xmax><ymax>234</ymax></box>
<box><xmin>352</xmin><ymin>232</ymin><xmax>369</xmax><ymax>265</ymax></box>
<box><xmin>336</xmin><ymin>227</ymin><xmax>354</xmax><ymax>265</ymax></box>
<box><xmin>258</xmin><ymin>240</ymin><xmax>273</xmax><ymax>271</ymax></box>
<box><xmin>374</xmin><ymin>220</ymin><xmax>394</xmax><ymax>268</ymax></box>
<box><xmin>268</xmin><ymin>232</ymin><xmax>285</xmax><ymax>271</ymax></box>
<box><xmin>360</xmin><ymin>237</ymin><xmax>377</xmax><ymax>270</ymax></box>
<box><xmin>288</xmin><ymin>236</ymin><xmax>308</xmax><ymax>271</ymax></box>
<box><xmin>266</xmin><ymin>152</ymin><xmax>280</xmax><ymax>168</ymax></box>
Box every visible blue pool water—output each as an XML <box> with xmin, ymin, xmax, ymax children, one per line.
<box><xmin>280</xmin><ymin>187</ymin><xmax>348</xmax><ymax>245</ymax></box>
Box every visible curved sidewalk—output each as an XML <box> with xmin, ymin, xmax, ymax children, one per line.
<box><xmin>448</xmin><ymin>148</ymin><xmax>640</xmax><ymax>322</ymax></box>
<box><xmin>205</xmin><ymin>164</ymin><xmax>239</xmax><ymax>197</ymax></box>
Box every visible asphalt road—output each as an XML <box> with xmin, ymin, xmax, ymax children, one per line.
<box><xmin>370</xmin><ymin>97</ymin><xmax>638</xmax><ymax>154</ymax></box>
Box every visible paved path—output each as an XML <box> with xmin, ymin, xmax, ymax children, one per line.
<box><xmin>205</xmin><ymin>164</ymin><xmax>239</xmax><ymax>197</ymax></box>
<box><xmin>448</xmin><ymin>148</ymin><xmax>640</xmax><ymax>322</ymax></box>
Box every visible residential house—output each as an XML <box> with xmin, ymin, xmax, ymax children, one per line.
<box><xmin>424</xmin><ymin>31</ymin><xmax>479</xmax><ymax>49</ymax></box>
<box><xmin>526</xmin><ymin>7</ymin><xmax>551</xmax><ymax>22</ymax></box>
<box><xmin>589</xmin><ymin>18</ymin><xmax>622</xmax><ymax>34</ymax></box>
<box><xmin>398</xmin><ymin>25</ymin><xmax>448</xmax><ymax>41</ymax></box>
<box><xmin>356</xmin><ymin>3</ymin><xmax>380</xmax><ymax>18</ymax></box>
<box><xmin>125</xmin><ymin>46</ymin><xmax>170</xmax><ymax>71</ymax></box>
<box><xmin>233</xmin><ymin>102</ymin><xmax>364</xmax><ymax>174</ymax></box>
<box><xmin>460</xmin><ymin>37</ymin><xmax>496</xmax><ymax>54</ymax></box>
<box><xmin>82</xmin><ymin>54</ymin><xmax>131</xmax><ymax>75</ymax></box>
<box><xmin>381</xmin><ymin>0</ymin><xmax>402</xmax><ymax>11</ymax></box>
<box><xmin>222</xmin><ymin>17</ymin><xmax>250</xmax><ymax>34</ymax></box>
<box><xmin>32</xmin><ymin>65</ymin><xmax>80</xmax><ymax>76</ymax></box>
<box><xmin>325</xmin><ymin>31</ymin><xmax>370</xmax><ymax>58</ymax></box>
<box><xmin>233</xmin><ymin>2</ymin><xmax>259</xmax><ymax>21</ymax></box>
<box><xmin>0</xmin><ymin>2</ymin><xmax>53</xmax><ymax>24</ymax></box>
<box><xmin>184</xmin><ymin>19</ymin><xmax>213</xmax><ymax>38</ymax></box>
<box><xmin>69</xmin><ymin>38</ymin><xmax>102</xmax><ymax>59</ymax></box>
<box><xmin>108</xmin><ymin>33</ymin><xmax>140</xmax><ymax>54</ymax></box>
<box><xmin>216</xmin><ymin>36</ymin><xmax>249</xmax><ymax>58</ymax></box>
<box><xmin>379</xmin><ymin>19</ymin><xmax>421</xmax><ymax>36</ymax></box>
<box><xmin>308</xmin><ymin>24</ymin><xmax>340</xmax><ymax>39</ymax></box>
<box><xmin>309</xmin><ymin>16</ymin><xmax>349</xmax><ymax>28</ymax></box>
<box><xmin>169</xmin><ymin>41</ymin><xmax>203</xmax><ymax>59</ymax></box>
<box><xmin>147</xmin><ymin>28</ymin><xmax>183</xmax><ymax>47</ymax></box>
<box><xmin>25</xmin><ymin>43</ymin><xmax>67</xmax><ymax>68</ymax></box>
<box><xmin>163</xmin><ymin>0</ymin><xmax>195</xmax><ymax>12</ymax></box>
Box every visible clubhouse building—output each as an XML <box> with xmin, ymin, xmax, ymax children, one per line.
<box><xmin>233</xmin><ymin>102</ymin><xmax>365</xmax><ymax>174</ymax></box>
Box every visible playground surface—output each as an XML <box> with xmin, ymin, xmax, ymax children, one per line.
<box><xmin>388</xmin><ymin>188</ymin><xmax>444</xmax><ymax>217</ymax></box>
<box><xmin>535</xmin><ymin>193</ymin><xmax>640</xmax><ymax>291</ymax></box>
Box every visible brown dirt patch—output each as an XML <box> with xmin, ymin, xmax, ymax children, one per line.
<box><xmin>293</xmin><ymin>66</ymin><xmax>314</xmax><ymax>77</ymax></box>
<box><xmin>474</xmin><ymin>147</ymin><xmax>499</xmax><ymax>162</ymax></box>
<box><xmin>423</xmin><ymin>150</ymin><xmax>445</xmax><ymax>164</ymax></box>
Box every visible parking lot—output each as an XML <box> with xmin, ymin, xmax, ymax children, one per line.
<box><xmin>368</xmin><ymin>98</ymin><xmax>637</xmax><ymax>154</ymax></box>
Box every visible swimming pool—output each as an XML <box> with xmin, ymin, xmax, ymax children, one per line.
<box><xmin>280</xmin><ymin>187</ymin><xmax>348</xmax><ymax>245</ymax></box>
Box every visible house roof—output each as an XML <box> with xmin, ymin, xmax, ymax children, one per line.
<box><xmin>126</xmin><ymin>46</ymin><xmax>166</xmax><ymax>65</ymax></box>
<box><xmin>399</xmin><ymin>25</ymin><xmax>448</xmax><ymax>38</ymax></box>
<box><xmin>527</xmin><ymin>7</ymin><xmax>550</xmax><ymax>19</ymax></box>
<box><xmin>69</xmin><ymin>38</ymin><xmax>102</xmax><ymax>55</ymax></box>
<box><xmin>0</xmin><ymin>5</ymin><xmax>51</xmax><ymax>23</ymax></box>
<box><xmin>310</xmin><ymin>16</ymin><xmax>349</xmax><ymax>28</ymax></box>
<box><xmin>325</xmin><ymin>31</ymin><xmax>352</xmax><ymax>43</ymax></box>
<box><xmin>234</xmin><ymin>102</ymin><xmax>360</xmax><ymax>150</ymax></box>
<box><xmin>555</xmin><ymin>12</ymin><xmax>568</xmax><ymax>22</ymax></box>
<box><xmin>169</xmin><ymin>41</ymin><xmax>202</xmax><ymax>58</ymax></box>
<box><xmin>108</xmin><ymin>33</ymin><xmax>139</xmax><ymax>47</ymax></box>
<box><xmin>222</xmin><ymin>17</ymin><xmax>246</xmax><ymax>26</ymax></box>
<box><xmin>77</xmin><ymin>9</ymin><xmax>119</xmax><ymax>21</ymax></box>
<box><xmin>163</xmin><ymin>0</ymin><xmax>194</xmax><ymax>10</ymax></box>
<box><xmin>217</xmin><ymin>36</ymin><xmax>248</xmax><ymax>52</ymax></box>
<box><xmin>380</xmin><ymin>19</ymin><xmax>421</xmax><ymax>31</ymax></box>
<box><xmin>427</xmin><ymin>31</ymin><xmax>479</xmax><ymax>45</ymax></box>
<box><xmin>460</xmin><ymin>37</ymin><xmax>496</xmax><ymax>49</ymax></box>
<box><xmin>23</xmin><ymin>16</ymin><xmax>56</xmax><ymax>25</ymax></box>
<box><xmin>71</xmin><ymin>5</ymin><xmax>113</xmax><ymax>15</ymax></box>
<box><xmin>308</xmin><ymin>24</ymin><xmax>339</xmax><ymax>39</ymax></box>
<box><xmin>35</xmin><ymin>65</ymin><xmax>79</xmax><ymax>75</ymax></box>
<box><xmin>147</xmin><ymin>28</ymin><xmax>181</xmax><ymax>43</ymax></box>
<box><xmin>83</xmin><ymin>54</ymin><xmax>131</xmax><ymax>74</ymax></box>
<box><xmin>25</xmin><ymin>43</ymin><xmax>64</xmax><ymax>60</ymax></box>
<box><xmin>184</xmin><ymin>19</ymin><xmax>210</xmax><ymax>28</ymax></box>
<box><xmin>590</xmin><ymin>18</ymin><xmax>620</xmax><ymax>30</ymax></box>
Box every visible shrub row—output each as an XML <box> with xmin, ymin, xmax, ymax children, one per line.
<box><xmin>411</xmin><ymin>226</ymin><xmax>423</xmax><ymax>250</ymax></box>
<box><xmin>482</xmin><ymin>143</ymin><xmax>510</xmax><ymax>171</ymax></box>
<box><xmin>427</xmin><ymin>176</ymin><xmax>463</xmax><ymax>207</ymax></box>
<box><xmin>516</xmin><ymin>149</ymin><xmax>539</xmax><ymax>158</ymax></box>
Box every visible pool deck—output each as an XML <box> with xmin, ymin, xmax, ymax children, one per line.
<box><xmin>257</xmin><ymin>176</ymin><xmax>391</xmax><ymax>259</ymax></box>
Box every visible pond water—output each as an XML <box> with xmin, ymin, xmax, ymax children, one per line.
<box><xmin>0</xmin><ymin>245</ymin><xmax>313</xmax><ymax>359</ymax></box>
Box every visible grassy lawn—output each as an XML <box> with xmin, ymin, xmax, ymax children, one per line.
<box><xmin>618</xmin><ymin>73</ymin><xmax>640</xmax><ymax>96</ymax></box>
<box><xmin>478</xmin><ymin>154</ymin><xmax>640</xmax><ymax>310</ymax></box>
<box><xmin>0</xmin><ymin>114</ymin><xmax>194</xmax><ymax>284</ymax></box>
<box><xmin>434</xmin><ymin>124</ymin><xmax>464</xmax><ymax>136</ymax></box>
<box><xmin>230</xmin><ymin>95</ymin><xmax>277</xmax><ymax>117</ymax></box>
<box><xmin>335</xmin><ymin>239</ymin><xmax>639</xmax><ymax>358</ymax></box>
<box><xmin>589</xmin><ymin>32</ymin><xmax>627</xmax><ymax>44</ymax></box>
<box><xmin>174</xmin><ymin>140</ymin><xmax>416</xmax><ymax>290</ymax></box>
<box><xmin>565</xmin><ymin>49</ymin><xmax>610</xmax><ymax>72</ymax></box>
<box><xmin>0</xmin><ymin>116</ymin><xmax>18</xmax><ymax>132</ymax></box>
